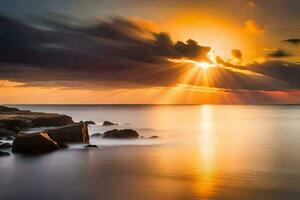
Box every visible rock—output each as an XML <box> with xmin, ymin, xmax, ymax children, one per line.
<box><xmin>91</xmin><ymin>133</ymin><xmax>103</xmax><ymax>137</ymax></box>
<box><xmin>0</xmin><ymin>106</ymin><xmax>20</xmax><ymax>112</ymax></box>
<box><xmin>58</xmin><ymin>143</ymin><xmax>69</xmax><ymax>148</ymax></box>
<box><xmin>12</xmin><ymin>123</ymin><xmax>89</xmax><ymax>154</ymax></box>
<box><xmin>13</xmin><ymin>132</ymin><xmax>59</xmax><ymax>154</ymax></box>
<box><xmin>46</xmin><ymin>123</ymin><xmax>89</xmax><ymax>144</ymax></box>
<box><xmin>0</xmin><ymin>142</ymin><xmax>12</xmax><ymax>149</ymax></box>
<box><xmin>0</xmin><ymin>106</ymin><xmax>74</xmax><ymax>137</ymax></box>
<box><xmin>148</xmin><ymin>135</ymin><xmax>159</xmax><ymax>139</ymax></box>
<box><xmin>85</xmin><ymin>121</ymin><xmax>96</xmax><ymax>125</ymax></box>
<box><xmin>3</xmin><ymin>136</ymin><xmax>14</xmax><ymax>141</ymax></box>
<box><xmin>0</xmin><ymin>151</ymin><xmax>10</xmax><ymax>156</ymax></box>
<box><xmin>84</xmin><ymin>144</ymin><xmax>98</xmax><ymax>148</ymax></box>
<box><xmin>30</xmin><ymin>114</ymin><xmax>73</xmax><ymax>127</ymax></box>
<box><xmin>103</xmin><ymin>121</ymin><xmax>117</xmax><ymax>126</ymax></box>
<box><xmin>0</xmin><ymin>128</ymin><xmax>16</xmax><ymax>137</ymax></box>
<box><xmin>103</xmin><ymin>129</ymin><xmax>139</xmax><ymax>139</ymax></box>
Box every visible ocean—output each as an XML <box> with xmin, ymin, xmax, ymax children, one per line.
<box><xmin>1</xmin><ymin>105</ymin><xmax>300</xmax><ymax>199</ymax></box>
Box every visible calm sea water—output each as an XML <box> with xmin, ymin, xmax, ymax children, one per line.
<box><xmin>1</xmin><ymin>105</ymin><xmax>300</xmax><ymax>200</ymax></box>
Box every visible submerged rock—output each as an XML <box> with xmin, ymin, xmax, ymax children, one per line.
<box><xmin>0</xmin><ymin>142</ymin><xmax>12</xmax><ymax>149</ymax></box>
<box><xmin>103</xmin><ymin>121</ymin><xmax>117</xmax><ymax>126</ymax></box>
<box><xmin>84</xmin><ymin>144</ymin><xmax>98</xmax><ymax>148</ymax></box>
<box><xmin>0</xmin><ymin>151</ymin><xmax>10</xmax><ymax>156</ymax></box>
<box><xmin>91</xmin><ymin>133</ymin><xmax>103</xmax><ymax>137</ymax></box>
<box><xmin>148</xmin><ymin>135</ymin><xmax>159</xmax><ymax>139</ymax></box>
<box><xmin>103</xmin><ymin>129</ymin><xmax>139</xmax><ymax>139</ymax></box>
<box><xmin>13</xmin><ymin>132</ymin><xmax>59</xmax><ymax>154</ymax></box>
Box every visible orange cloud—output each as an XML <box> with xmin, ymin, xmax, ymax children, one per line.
<box><xmin>248</xmin><ymin>1</ymin><xmax>256</xmax><ymax>8</ymax></box>
<box><xmin>245</xmin><ymin>19</ymin><xmax>265</xmax><ymax>34</ymax></box>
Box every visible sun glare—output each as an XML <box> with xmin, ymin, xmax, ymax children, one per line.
<box><xmin>195</xmin><ymin>62</ymin><xmax>216</xmax><ymax>69</ymax></box>
<box><xmin>168</xmin><ymin>51</ymin><xmax>218</xmax><ymax>69</ymax></box>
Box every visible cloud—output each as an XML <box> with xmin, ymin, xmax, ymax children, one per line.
<box><xmin>267</xmin><ymin>49</ymin><xmax>292</xmax><ymax>58</ymax></box>
<box><xmin>281</xmin><ymin>39</ymin><xmax>300</xmax><ymax>45</ymax></box>
<box><xmin>248</xmin><ymin>1</ymin><xmax>256</xmax><ymax>8</ymax></box>
<box><xmin>245</xmin><ymin>19</ymin><xmax>265</xmax><ymax>34</ymax></box>
<box><xmin>0</xmin><ymin>15</ymin><xmax>300</xmax><ymax>92</ymax></box>
<box><xmin>231</xmin><ymin>49</ymin><xmax>242</xmax><ymax>61</ymax></box>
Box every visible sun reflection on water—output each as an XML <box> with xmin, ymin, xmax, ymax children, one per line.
<box><xmin>195</xmin><ymin>105</ymin><xmax>216</xmax><ymax>198</ymax></box>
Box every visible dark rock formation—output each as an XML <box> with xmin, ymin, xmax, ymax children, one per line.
<box><xmin>0</xmin><ymin>142</ymin><xmax>12</xmax><ymax>149</ymax></box>
<box><xmin>0</xmin><ymin>128</ymin><xmax>16</xmax><ymax>136</ymax></box>
<box><xmin>84</xmin><ymin>144</ymin><xmax>98</xmax><ymax>148</ymax></box>
<box><xmin>91</xmin><ymin>133</ymin><xmax>103</xmax><ymax>137</ymax></box>
<box><xmin>58</xmin><ymin>143</ymin><xmax>69</xmax><ymax>148</ymax></box>
<box><xmin>148</xmin><ymin>135</ymin><xmax>159</xmax><ymax>139</ymax></box>
<box><xmin>0</xmin><ymin>106</ymin><xmax>19</xmax><ymax>112</ymax></box>
<box><xmin>13</xmin><ymin>123</ymin><xmax>89</xmax><ymax>154</ymax></box>
<box><xmin>0</xmin><ymin>151</ymin><xmax>10</xmax><ymax>156</ymax></box>
<box><xmin>46</xmin><ymin>123</ymin><xmax>89</xmax><ymax>144</ymax></box>
<box><xmin>103</xmin><ymin>129</ymin><xmax>139</xmax><ymax>139</ymax></box>
<box><xmin>0</xmin><ymin>105</ymin><xmax>74</xmax><ymax>137</ymax></box>
<box><xmin>13</xmin><ymin>132</ymin><xmax>60</xmax><ymax>154</ymax></box>
<box><xmin>3</xmin><ymin>136</ymin><xmax>14</xmax><ymax>141</ymax></box>
<box><xmin>85</xmin><ymin>121</ymin><xmax>96</xmax><ymax>125</ymax></box>
<box><xmin>103</xmin><ymin>121</ymin><xmax>117</xmax><ymax>126</ymax></box>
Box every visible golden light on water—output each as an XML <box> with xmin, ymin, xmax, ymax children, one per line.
<box><xmin>195</xmin><ymin>105</ymin><xmax>216</xmax><ymax>198</ymax></box>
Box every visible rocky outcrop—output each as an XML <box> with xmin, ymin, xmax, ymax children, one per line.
<box><xmin>0</xmin><ymin>105</ymin><xmax>74</xmax><ymax>137</ymax></box>
<box><xmin>148</xmin><ymin>135</ymin><xmax>159</xmax><ymax>139</ymax></box>
<box><xmin>46</xmin><ymin>123</ymin><xmax>89</xmax><ymax>144</ymax></box>
<box><xmin>0</xmin><ymin>106</ymin><xmax>19</xmax><ymax>112</ymax></box>
<box><xmin>2</xmin><ymin>136</ymin><xmax>14</xmax><ymax>141</ymax></box>
<box><xmin>103</xmin><ymin>129</ymin><xmax>139</xmax><ymax>139</ymax></box>
<box><xmin>91</xmin><ymin>133</ymin><xmax>103</xmax><ymax>137</ymax></box>
<box><xmin>0</xmin><ymin>128</ymin><xmax>16</xmax><ymax>136</ymax></box>
<box><xmin>103</xmin><ymin>121</ymin><xmax>117</xmax><ymax>126</ymax></box>
<box><xmin>84</xmin><ymin>121</ymin><xmax>96</xmax><ymax>125</ymax></box>
<box><xmin>85</xmin><ymin>144</ymin><xmax>98</xmax><ymax>148</ymax></box>
<box><xmin>0</xmin><ymin>151</ymin><xmax>10</xmax><ymax>156</ymax></box>
<box><xmin>12</xmin><ymin>132</ymin><xmax>59</xmax><ymax>154</ymax></box>
<box><xmin>12</xmin><ymin>123</ymin><xmax>89</xmax><ymax>154</ymax></box>
<box><xmin>0</xmin><ymin>142</ymin><xmax>12</xmax><ymax>149</ymax></box>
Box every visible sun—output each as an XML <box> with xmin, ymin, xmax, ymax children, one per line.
<box><xmin>194</xmin><ymin>51</ymin><xmax>218</xmax><ymax>69</ymax></box>
<box><xmin>195</xmin><ymin>62</ymin><xmax>215</xmax><ymax>69</ymax></box>
<box><xmin>168</xmin><ymin>50</ymin><xmax>218</xmax><ymax>69</ymax></box>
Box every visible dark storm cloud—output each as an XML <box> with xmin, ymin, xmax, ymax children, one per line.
<box><xmin>281</xmin><ymin>39</ymin><xmax>300</xmax><ymax>45</ymax></box>
<box><xmin>267</xmin><ymin>49</ymin><xmax>292</xmax><ymax>58</ymax></box>
<box><xmin>0</xmin><ymin>15</ymin><xmax>300</xmax><ymax>91</ymax></box>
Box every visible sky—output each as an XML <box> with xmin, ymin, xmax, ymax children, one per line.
<box><xmin>0</xmin><ymin>0</ymin><xmax>299</xmax><ymax>104</ymax></box>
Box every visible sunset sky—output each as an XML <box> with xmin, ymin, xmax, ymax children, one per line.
<box><xmin>0</xmin><ymin>0</ymin><xmax>299</xmax><ymax>104</ymax></box>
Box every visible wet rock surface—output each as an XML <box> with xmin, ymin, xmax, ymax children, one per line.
<box><xmin>85</xmin><ymin>144</ymin><xmax>98</xmax><ymax>148</ymax></box>
<box><xmin>103</xmin><ymin>121</ymin><xmax>117</xmax><ymax>126</ymax></box>
<box><xmin>0</xmin><ymin>106</ymin><xmax>74</xmax><ymax>137</ymax></box>
<box><xmin>91</xmin><ymin>133</ymin><xmax>103</xmax><ymax>137</ymax></box>
<box><xmin>13</xmin><ymin>123</ymin><xmax>89</xmax><ymax>154</ymax></box>
<box><xmin>148</xmin><ymin>135</ymin><xmax>159</xmax><ymax>139</ymax></box>
<box><xmin>13</xmin><ymin>132</ymin><xmax>60</xmax><ymax>154</ymax></box>
<box><xmin>103</xmin><ymin>129</ymin><xmax>139</xmax><ymax>139</ymax></box>
<box><xmin>0</xmin><ymin>151</ymin><xmax>10</xmax><ymax>156</ymax></box>
<box><xmin>0</xmin><ymin>142</ymin><xmax>12</xmax><ymax>149</ymax></box>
